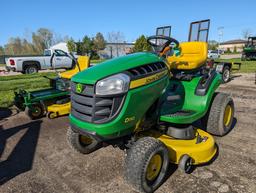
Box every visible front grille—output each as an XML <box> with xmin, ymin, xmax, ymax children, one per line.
<box><xmin>126</xmin><ymin>62</ymin><xmax>167</xmax><ymax>80</ymax></box>
<box><xmin>71</xmin><ymin>82</ymin><xmax>125</xmax><ymax>123</ymax></box>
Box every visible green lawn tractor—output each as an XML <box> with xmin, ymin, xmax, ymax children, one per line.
<box><xmin>67</xmin><ymin>20</ymin><xmax>235</xmax><ymax>193</ymax></box>
<box><xmin>14</xmin><ymin>55</ymin><xmax>90</xmax><ymax>119</ymax></box>
<box><xmin>242</xmin><ymin>36</ymin><xmax>256</xmax><ymax>61</ymax></box>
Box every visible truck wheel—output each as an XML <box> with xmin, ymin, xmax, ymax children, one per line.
<box><xmin>222</xmin><ymin>66</ymin><xmax>230</xmax><ymax>83</ymax></box>
<box><xmin>206</xmin><ymin>93</ymin><xmax>235</xmax><ymax>136</ymax></box>
<box><xmin>124</xmin><ymin>137</ymin><xmax>169</xmax><ymax>193</ymax></box>
<box><xmin>67</xmin><ymin>127</ymin><xmax>101</xmax><ymax>154</ymax></box>
<box><xmin>24</xmin><ymin>65</ymin><xmax>38</xmax><ymax>74</ymax></box>
<box><xmin>25</xmin><ymin>103</ymin><xmax>44</xmax><ymax>119</ymax></box>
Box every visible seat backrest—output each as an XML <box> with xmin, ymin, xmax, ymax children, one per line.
<box><xmin>167</xmin><ymin>42</ymin><xmax>208</xmax><ymax>70</ymax></box>
<box><xmin>60</xmin><ymin>56</ymin><xmax>90</xmax><ymax>79</ymax></box>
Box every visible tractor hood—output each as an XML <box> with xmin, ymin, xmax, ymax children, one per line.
<box><xmin>72</xmin><ymin>52</ymin><xmax>162</xmax><ymax>84</ymax></box>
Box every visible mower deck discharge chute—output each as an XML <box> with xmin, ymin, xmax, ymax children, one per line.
<box><xmin>14</xmin><ymin>55</ymin><xmax>90</xmax><ymax>119</ymax></box>
<box><xmin>67</xmin><ymin>20</ymin><xmax>235</xmax><ymax>193</ymax></box>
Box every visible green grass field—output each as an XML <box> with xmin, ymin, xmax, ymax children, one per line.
<box><xmin>0</xmin><ymin>72</ymin><xmax>57</xmax><ymax>108</ymax></box>
<box><xmin>216</xmin><ymin>58</ymin><xmax>256</xmax><ymax>73</ymax></box>
<box><xmin>90</xmin><ymin>59</ymin><xmax>107</xmax><ymax>64</ymax></box>
<box><xmin>0</xmin><ymin>63</ymin><xmax>5</xmax><ymax>67</ymax></box>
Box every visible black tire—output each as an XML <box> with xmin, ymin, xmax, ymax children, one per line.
<box><xmin>24</xmin><ymin>65</ymin><xmax>38</xmax><ymax>74</ymax></box>
<box><xmin>25</xmin><ymin>103</ymin><xmax>44</xmax><ymax>119</ymax></box>
<box><xmin>124</xmin><ymin>137</ymin><xmax>169</xmax><ymax>193</ymax></box>
<box><xmin>67</xmin><ymin>127</ymin><xmax>101</xmax><ymax>154</ymax></box>
<box><xmin>222</xmin><ymin>66</ymin><xmax>230</xmax><ymax>83</ymax></box>
<box><xmin>206</xmin><ymin>93</ymin><xmax>235</xmax><ymax>136</ymax></box>
<box><xmin>179</xmin><ymin>154</ymin><xmax>193</xmax><ymax>174</ymax></box>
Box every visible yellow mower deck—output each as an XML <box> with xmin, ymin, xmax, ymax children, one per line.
<box><xmin>146</xmin><ymin>129</ymin><xmax>217</xmax><ymax>165</ymax></box>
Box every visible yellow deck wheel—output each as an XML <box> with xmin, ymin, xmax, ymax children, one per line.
<box><xmin>146</xmin><ymin>154</ymin><xmax>162</xmax><ymax>181</ymax></box>
<box><xmin>79</xmin><ymin>135</ymin><xmax>93</xmax><ymax>145</ymax></box>
<box><xmin>224</xmin><ymin>105</ymin><xmax>232</xmax><ymax>126</ymax></box>
<box><xmin>47</xmin><ymin>112</ymin><xmax>58</xmax><ymax>119</ymax></box>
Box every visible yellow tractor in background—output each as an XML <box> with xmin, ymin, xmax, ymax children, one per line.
<box><xmin>47</xmin><ymin>56</ymin><xmax>90</xmax><ymax>119</ymax></box>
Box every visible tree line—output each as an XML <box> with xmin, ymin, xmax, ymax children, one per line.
<box><xmin>0</xmin><ymin>28</ymin><xmax>69</xmax><ymax>56</ymax></box>
<box><xmin>0</xmin><ymin>27</ymin><xmax>154</xmax><ymax>59</ymax></box>
<box><xmin>67</xmin><ymin>32</ymin><xmax>106</xmax><ymax>59</ymax></box>
<box><xmin>1</xmin><ymin>27</ymin><xmax>254</xmax><ymax>57</ymax></box>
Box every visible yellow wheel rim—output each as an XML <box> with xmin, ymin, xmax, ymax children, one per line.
<box><xmin>224</xmin><ymin>104</ymin><xmax>232</xmax><ymax>126</ymax></box>
<box><xmin>146</xmin><ymin>154</ymin><xmax>162</xmax><ymax>181</ymax></box>
<box><xmin>80</xmin><ymin>135</ymin><xmax>93</xmax><ymax>145</ymax></box>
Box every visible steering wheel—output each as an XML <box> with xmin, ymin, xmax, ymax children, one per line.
<box><xmin>147</xmin><ymin>35</ymin><xmax>180</xmax><ymax>54</ymax></box>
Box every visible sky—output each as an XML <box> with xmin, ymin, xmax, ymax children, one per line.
<box><xmin>1</xmin><ymin>0</ymin><xmax>256</xmax><ymax>46</ymax></box>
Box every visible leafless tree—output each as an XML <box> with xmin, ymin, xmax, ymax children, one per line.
<box><xmin>242</xmin><ymin>29</ymin><xmax>253</xmax><ymax>39</ymax></box>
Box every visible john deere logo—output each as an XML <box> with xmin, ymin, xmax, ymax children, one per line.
<box><xmin>76</xmin><ymin>83</ymin><xmax>83</xmax><ymax>93</ymax></box>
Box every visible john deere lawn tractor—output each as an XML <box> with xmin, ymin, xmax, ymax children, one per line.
<box><xmin>242</xmin><ymin>36</ymin><xmax>256</xmax><ymax>61</ymax></box>
<box><xmin>14</xmin><ymin>54</ymin><xmax>90</xmax><ymax>119</ymax></box>
<box><xmin>67</xmin><ymin>20</ymin><xmax>235</xmax><ymax>193</ymax></box>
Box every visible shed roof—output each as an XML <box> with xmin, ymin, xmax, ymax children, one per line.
<box><xmin>220</xmin><ymin>39</ymin><xmax>247</xmax><ymax>45</ymax></box>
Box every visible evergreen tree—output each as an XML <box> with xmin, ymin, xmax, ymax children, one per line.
<box><xmin>67</xmin><ymin>38</ymin><xmax>76</xmax><ymax>53</ymax></box>
<box><xmin>133</xmin><ymin>35</ymin><xmax>151</xmax><ymax>52</ymax></box>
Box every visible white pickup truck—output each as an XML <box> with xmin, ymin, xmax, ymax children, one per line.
<box><xmin>5</xmin><ymin>49</ymin><xmax>74</xmax><ymax>74</ymax></box>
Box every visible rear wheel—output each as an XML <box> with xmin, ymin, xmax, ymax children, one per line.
<box><xmin>124</xmin><ymin>137</ymin><xmax>169</xmax><ymax>193</ymax></box>
<box><xmin>206</xmin><ymin>93</ymin><xmax>235</xmax><ymax>136</ymax></box>
<box><xmin>25</xmin><ymin>103</ymin><xmax>44</xmax><ymax>119</ymax></box>
<box><xmin>24</xmin><ymin>65</ymin><xmax>38</xmax><ymax>74</ymax></box>
<box><xmin>67</xmin><ymin>127</ymin><xmax>101</xmax><ymax>154</ymax></box>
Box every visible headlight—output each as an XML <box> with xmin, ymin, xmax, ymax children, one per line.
<box><xmin>96</xmin><ymin>73</ymin><xmax>130</xmax><ymax>95</ymax></box>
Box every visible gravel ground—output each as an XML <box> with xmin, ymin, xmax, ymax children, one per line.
<box><xmin>0</xmin><ymin>73</ymin><xmax>255</xmax><ymax>193</ymax></box>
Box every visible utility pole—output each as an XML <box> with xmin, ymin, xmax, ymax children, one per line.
<box><xmin>217</xmin><ymin>27</ymin><xmax>224</xmax><ymax>54</ymax></box>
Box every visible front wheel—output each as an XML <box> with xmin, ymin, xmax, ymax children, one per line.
<box><xmin>124</xmin><ymin>137</ymin><xmax>169</xmax><ymax>193</ymax></box>
<box><xmin>67</xmin><ymin>127</ymin><xmax>101</xmax><ymax>154</ymax></box>
<box><xmin>25</xmin><ymin>103</ymin><xmax>45</xmax><ymax>119</ymax></box>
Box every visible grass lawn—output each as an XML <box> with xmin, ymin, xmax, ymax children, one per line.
<box><xmin>0</xmin><ymin>72</ymin><xmax>57</xmax><ymax>108</ymax></box>
<box><xmin>90</xmin><ymin>59</ymin><xmax>107</xmax><ymax>64</ymax></box>
<box><xmin>0</xmin><ymin>63</ymin><xmax>5</xmax><ymax>67</ymax></box>
<box><xmin>215</xmin><ymin>58</ymin><xmax>256</xmax><ymax>73</ymax></box>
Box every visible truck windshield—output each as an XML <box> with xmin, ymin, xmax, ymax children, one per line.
<box><xmin>44</xmin><ymin>49</ymin><xmax>51</xmax><ymax>56</ymax></box>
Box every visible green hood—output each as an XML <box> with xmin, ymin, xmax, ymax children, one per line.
<box><xmin>72</xmin><ymin>52</ymin><xmax>162</xmax><ymax>84</ymax></box>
